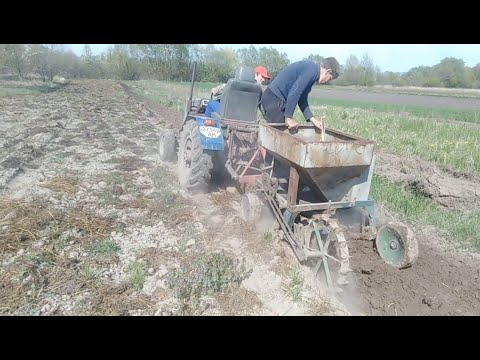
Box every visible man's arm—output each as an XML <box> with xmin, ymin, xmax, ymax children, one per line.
<box><xmin>211</xmin><ymin>83</ymin><xmax>226</xmax><ymax>99</ymax></box>
<box><xmin>298</xmin><ymin>90</ymin><xmax>314</xmax><ymax>120</ymax></box>
<box><xmin>297</xmin><ymin>86</ymin><xmax>324</xmax><ymax>132</ymax></box>
<box><xmin>284</xmin><ymin>73</ymin><xmax>314</xmax><ymax>119</ymax></box>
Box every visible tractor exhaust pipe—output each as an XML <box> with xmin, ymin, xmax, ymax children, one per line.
<box><xmin>187</xmin><ymin>61</ymin><xmax>196</xmax><ymax>113</ymax></box>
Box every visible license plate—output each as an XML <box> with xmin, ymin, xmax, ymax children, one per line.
<box><xmin>199</xmin><ymin>126</ymin><xmax>221</xmax><ymax>138</ymax></box>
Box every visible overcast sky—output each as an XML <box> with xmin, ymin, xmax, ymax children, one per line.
<box><xmin>67</xmin><ymin>44</ymin><xmax>480</xmax><ymax>73</ymax></box>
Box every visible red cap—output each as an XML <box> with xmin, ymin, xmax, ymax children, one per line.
<box><xmin>255</xmin><ymin>66</ymin><xmax>271</xmax><ymax>80</ymax></box>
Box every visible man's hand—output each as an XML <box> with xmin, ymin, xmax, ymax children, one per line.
<box><xmin>286</xmin><ymin>118</ymin><xmax>299</xmax><ymax>130</ymax></box>
<box><xmin>309</xmin><ymin>117</ymin><xmax>324</xmax><ymax>131</ymax></box>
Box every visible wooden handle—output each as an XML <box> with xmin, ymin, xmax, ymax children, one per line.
<box><xmin>320</xmin><ymin>119</ymin><xmax>325</xmax><ymax>141</ymax></box>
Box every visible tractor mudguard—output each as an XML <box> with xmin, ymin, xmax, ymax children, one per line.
<box><xmin>192</xmin><ymin>116</ymin><xmax>224</xmax><ymax>151</ymax></box>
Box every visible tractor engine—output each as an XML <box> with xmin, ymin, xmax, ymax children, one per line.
<box><xmin>190</xmin><ymin>98</ymin><xmax>209</xmax><ymax>114</ymax></box>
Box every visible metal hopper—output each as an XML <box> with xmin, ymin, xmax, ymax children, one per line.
<box><xmin>258</xmin><ymin>123</ymin><xmax>376</xmax><ymax>203</ymax></box>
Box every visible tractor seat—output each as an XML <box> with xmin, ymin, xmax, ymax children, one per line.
<box><xmin>219</xmin><ymin>66</ymin><xmax>263</xmax><ymax>123</ymax></box>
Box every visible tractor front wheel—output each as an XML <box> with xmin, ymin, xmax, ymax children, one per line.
<box><xmin>177</xmin><ymin>120</ymin><xmax>213</xmax><ymax>193</ymax></box>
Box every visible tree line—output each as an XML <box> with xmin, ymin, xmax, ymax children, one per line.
<box><xmin>1</xmin><ymin>44</ymin><xmax>480</xmax><ymax>89</ymax></box>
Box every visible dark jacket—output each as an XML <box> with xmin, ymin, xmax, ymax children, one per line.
<box><xmin>267</xmin><ymin>60</ymin><xmax>320</xmax><ymax>119</ymax></box>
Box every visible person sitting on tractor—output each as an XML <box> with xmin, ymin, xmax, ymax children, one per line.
<box><xmin>204</xmin><ymin>66</ymin><xmax>271</xmax><ymax>118</ymax></box>
<box><xmin>259</xmin><ymin>58</ymin><xmax>341</xmax><ymax>130</ymax></box>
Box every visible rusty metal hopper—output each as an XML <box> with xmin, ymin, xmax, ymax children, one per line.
<box><xmin>258</xmin><ymin>123</ymin><xmax>376</xmax><ymax>203</ymax></box>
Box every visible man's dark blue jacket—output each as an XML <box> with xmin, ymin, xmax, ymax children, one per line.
<box><xmin>267</xmin><ymin>60</ymin><xmax>320</xmax><ymax>120</ymax></box>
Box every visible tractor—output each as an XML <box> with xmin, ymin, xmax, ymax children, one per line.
<box><xmin>158</xmin><ymin>62</ymin><xmax>419</xmax><ymax>291</ymax></box>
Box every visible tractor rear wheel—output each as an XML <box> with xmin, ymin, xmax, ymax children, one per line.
<box><xmin>177</xmin><ymin>119</ymin><xmax>213</xmax><ymax>193</ymax></box>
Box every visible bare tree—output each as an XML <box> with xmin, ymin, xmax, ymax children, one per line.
<box><xmin>0</xmin><ymin>44</ymin><xmax>28</xmax><ymax>80</ymax></box>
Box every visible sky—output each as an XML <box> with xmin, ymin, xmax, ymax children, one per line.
<box><xmin>67</xmin><ymin>44</ymin><xmax>480</xmax><ymax>73</ymax></box>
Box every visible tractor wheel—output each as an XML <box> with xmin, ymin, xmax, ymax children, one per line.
<box><xmin>158</xmin><ymin>129</ymin><xmax>176</xmax><ymax>162</ymax></box>
<box><xmin>177</xmin><ymin>119</ymin><xmax>213</xmax><ymax>193</ymax></box>
<box><xmin>375</xmin><ymin>221</ymin><xmax>418</xmax><ymax>269</ymax></box>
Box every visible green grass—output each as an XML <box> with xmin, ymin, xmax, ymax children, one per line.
<box><xmin>262</xmin><ymin>231</ymin><xmax>272</xmax><ymax>243</ymax></box>
<box><xmin>166</xmin><ymin>251</ymin><xmax>251</xmax><ymax>304</ymax></box>
<box><xmin>122</xmin><ymin>79</ymin><xmax>480</xmax><ymax>175</ymax></box>
<box><xmin>90</xmin><ymin>238</ymin><xmax>120</xmax><ymax>256</ymax></box>
<box><xmin>372</xmin><ymin>175</ymin><xmax>480</xmax><ymax>251</ymax></box>
<box><xmin>282</xmin><ymin>266</ymin><xmax>304</xmax><ymax>303</ymax></box>
<box><xmin>0</xmin><ymin>81</ymin><xmax>62</xmax><ymax>97</ymax></box>
<box><xmin>126</xmin><ymin>260</ymin><xmax>146</xmax><ymax>291</ymax></box>
<box><xmin>124</xmin><ymin>80</ymin><xmax>480</xmax><ymax>125</ymax></box>
<box><xmin>122</xmin><ymin>79</ymin><xmax>480</xmax><ymax>174</ymax></box>
<box><xmin>123</xmin><ymin>80</ymin><xmax>212</xmax><ymax>113</ymax></box>
<box><xmin>0</xmin><ymin>87</ymin><xmax>38</xmax><ymax>97</ymax></box>
<box><xmin>308</xmin><ymin>97</ymin><xmax>480</xmax><ymax>124</ymax></box>
<box><xmin>305</xmin><ymin>105</ymin><xmax>480</xmax><ymax>175</ymax></box>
